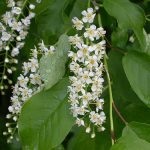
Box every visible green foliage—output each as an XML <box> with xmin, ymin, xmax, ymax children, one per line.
<box><xmin>123</xmin><ymin>51</ymin><xmax>150</xmax><ymax>108</ymax></box>
<box><xmin>0</xmin><ymin>0</ymin><xmax>6</xmax><ymax>15</ymax></box>
<box><xmin>18</xmin><ymin>78</ymin><xmax>74</xmax><ymax>150</ymax></box>
<box><xmin>39</xmin><ymin>34</ymin><xmax>70</xmax><ymax>90</ymax></box>
<box><xmin>68</xmin><ymin>127</ymin><xmax>111</xmax><ymax>150</ymax></box>
<box><xmin>1</xmin><ymin>0</ymin><xmax>150</xmax><ymax>149</ymax></box>
<box><xmin>34</xmin><ymin>0</ymin><xmax>70</xmax><ymax>43</ymax></box>
<box><xmin>111</xmin><ymin>122</ymin><xmax>150</xmax><ymax>150</ymax></box>
<box><xmin>108</xmin><ymin>51</ymin><xmax>150</xmax><ymax>124</ymax></box>
<box><xmin>144</xmin><ymin>32</ymin><xmax>150</xmax><ymax>55</ymax></box>
<box><xmin>103</xmin><ymin>0</ymin><xmax>146</xmax><ymax>48</ymax></box>
<box><xmin>111</xmin><ymin>28</ymin><xmax>128</xmax><ymax>49</ymax></box>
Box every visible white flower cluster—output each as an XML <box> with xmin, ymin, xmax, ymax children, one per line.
<box><xmin>0</xmin><ymin>0</ymin><xmax>41</xmax><ymax>95</ymax></box>
<box><xmin>68</xmin><ymin>8</ymin><xmax>106</xmax><ymax>138</ymax></box>
<box><xmin>3</xmin><ymin>41</ymin><xmax>55</xmax><ymax>143</ymax></box>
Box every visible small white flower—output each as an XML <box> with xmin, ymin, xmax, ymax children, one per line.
<box><xmin>28</xmin><ymin>12</ymin><xmax>35</xmax><ymax>19</ymax></box>
<box><xmin>11</xmin><ymin>21</ymin><xmax>23</xmax><ymax>32</ymax></box>
<box><xmin>85</xmin><ymin>55</ymin><xmax>98</xmax><ymax>69</ymax></box>
<box><xmin>69</xmin><ymin>61</ymin><xmax>79</xmax><ymax>71</ymax></box>
<box><xmin>89</xmin><ymin>111</ymin><xmax>99</xmax><ymax>123</ymax></box>
<box><xmin>81</xmin><ymin>92</ymin><xmax>92</xmax><ymax>106</ymax></box>
<box><xmin>2</xmin><ymin>12</ymin><xmax>12</xmax><ymax>25</ymax></box>
<box><xmin>38</xmin><ymin>40</ymin><xmax>49</xmax><ymax>53</ymax></box>
<box><xmin>12</xmin><ymin>7</ymin><xmax>22</xmax><ymax>15</ymax></box>
<box><xmin>7</xmin><ymin>0</ymin><xmax>15</xmax><ymax>7</ymax></box>
<box><xmin>22</xmin><ymin>62</ymin><xmax>30</xmax><ymax>75</ymax></box>
<box><xmin>84</xmin><ymin>25</ymin><xmax>97</xmax><ymax>41</ymax></box>
<box><xmin>19</xmin><ymin>30</ymin><xmax>28</xmax><ymax>40</ymax></box>
<box><xmin>21</xmin><ymin>17</ymin><xmax>31</xmax><ymax>26</ymax></box>
<box><xmin>30</xmin><ymin>73</ymin><xmax>42</xmax><ymax>85</ymax></box>
<box><xmin>80</xmin><ymin>71</ymin><xmax>93</xmax><ymax>84</ymax></box>
<box><xmin>69</xmin><ymin>34</ymin><xmax>83</xmax><ymax>48</ymax></box>
<box><xmin>11</xmin><ymin>47</ymin><xmax>19</xmax><ymax>57</ymax></box>
<box><xmin>1</xmin><ymin>32</ymin><xmax>11</xmax><ymax>41</ymax></box>
<box><xmin>29</xmin><ymin>58</ymin><xmax>39</xmax><ymax>72</ymax></box>
<box><xmin>96</xmin><ymin>27</ymin><xmax>106</xmax><ymax>40</ymax></box>
<box><xmin>19</xmin><ymin>87</ymin><xmax>33</xmax><ymax>100</ymax></box>
<box><xmin>31</xmin><ymin>47</ymin><xmax>38</xmax><ymax>58</ymax></box>
<box><xmin>72</xmin><ymin>17</ymin><xmax>84</xmax><ymax>30</ymax></box>
<box><xmin>76</xmin><ymin>118</ymin><xmax>85</xmax><ymax>126</ymax></box>
<box><xmin>82</xmin><ymin>8</ymin><xmax>95</xmax><ymax>23</ymax></box>
<box><xmin>77</xmin><ymin>44</ymin><xmax>89</xmax><ymax>59</ymax></box>
<box><xmin>18</xmin><ymin>75</ymin><xmax>29</xmax><ymax>87</ymax></box>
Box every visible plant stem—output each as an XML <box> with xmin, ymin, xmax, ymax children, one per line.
<box><xmin>88</xmin><ymin>0</ymin><xmax>91</xmax><ymax>7</ymax></box>
<box><xmin>97</xmin><ymin>12</ymin><xmax>115</xmax><ymax>145</ymax></box>
<box><xmin>104</xmin><ymin>54</ymin><xmax>115</xmax><ymax>145</ymax></box>
<box><xmin>112</xmin><ymin>101</ymin><xmax>128</xmax><ymax>125</ymax></box>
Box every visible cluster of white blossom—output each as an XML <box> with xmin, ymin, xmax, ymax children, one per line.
<box><xmin>68</xmin><ymin>8</ymin><xmax>106</xmax><ymax>138</ymax></box>
<box><xmin>0</xmin><ymin>0</ymin><xmax>41</xmax><ymax>95</ymax></box>
<box><xmin>3</xmin><ymin>41</ymin><xmax>55</xmax><ymax>143</ymax></box>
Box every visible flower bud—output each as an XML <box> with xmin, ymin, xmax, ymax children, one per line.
<box><xmin>91</xmin><ymin>132</ymin><xmax>95</xmax><ymax>138</ymax></box>
<box><xmin>86</xmin><ymin>127</ymin><xmax>91</xmax><ymax>133</ymax></box>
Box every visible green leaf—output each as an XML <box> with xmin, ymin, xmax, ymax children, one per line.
<box><xmin>68</xmin><ymin>126</ymin><xmax>111</xmax><ymax>150</ymax></box>
<box><xmin>129</xmin><ymin>122</ymin><xmax>150</xmax><ymax>143</ymax></box>
<box><xmin>68</xmin><ymin>128</ymin><xmax>96</xmax><ymax>150</ymax></box>
<box><xmin>144</xmin><ymin>32</ymin><xmax>150</xmax><ymax>56</ymax></box>
<box><xmin>123</xmin><ymin>51</ymin><xmax>150</xmax><ymax>108</ymax></box>
<box><xmin>69</xmin><ymin>0</ymin><xmax>88</xmax><ymax>18</ymax></box>
<box><xmin>0</xmin><ymin>0</ymin><xmax>7</xmax><ymax>15</ymax></box>
<box><xmin>52</xmin><ymin>145</ymin><xmax>64</xmax><ymax>150</ymax></box>
<box><xmin>35</xmin><ymin>0</ymin><xmax>70</xmax><ymax>42</ymax></box>
<box><xmin>111</xmin><ymin>122</ymin><xmax>150</xmax><ymax>150</ymax></box>
<box><xmin>39</xmin><ymin>34</ymin><xmax>70</xmax><ymax>90</ymax></box>
<box><xmin>126</xmin><ymin>30</ymin><xmax>150</xmax><ymax>56</ymax></box>
<box><xmin>111</xmin><ymin>28</ymin><xmax>128</xmax><ymax>49</ymax></box>
<box><xmin>18</xmin><ymin>78</ymin><xmax>74</xmax><ymax>150</ymax></box>
<box><xmin>107</xmin><ymin>51</ymin><xmax>150</xmax><ymax>142</ymax></box>
<box><xmin>103</xmin><ymin>0</ymin><xmax>146</xmax><ymax>48</ymax></box>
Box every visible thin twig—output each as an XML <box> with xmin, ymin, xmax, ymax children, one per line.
<box><xmin>112</xmin><ymin>101</ymin><xmax>128</xmax><ymax>125</ymax></box>
<box><xmin>104</xmin><ymin>54</ymin><xmax>116</xmax><ymax>145</ymax></box>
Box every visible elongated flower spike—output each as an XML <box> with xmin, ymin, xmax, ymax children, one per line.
<box><xmin>4</xmin><ymin>40</ymin><xmax>55</xmax><ymax>143</ymax></box>
<box><xmin>68</xmin><ymin>7</ymin><xmax>106</xmax><ymax>137</ymax></box>
<box><xmin>0</xmin><ymin>0</ymin><xmax>41</xmax><ymax>95</ymax></box>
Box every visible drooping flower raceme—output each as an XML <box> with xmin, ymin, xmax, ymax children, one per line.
<box><xmin>0</xmin><ymin>0</ymin><xmax>41</xmax><ymax>95</ymax></box>
<box><xmin>3</xmin><ymin>41</ymin><xmax>55</xmax><ymax>143</ymax></box>
<box><xmin>68</xmin><ymin>7</ymin><xmax>106</xmax><ymax>138</ymax></box>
